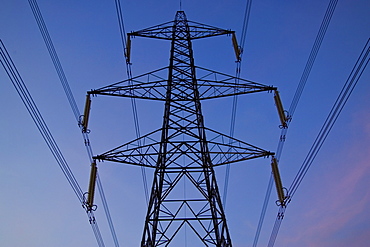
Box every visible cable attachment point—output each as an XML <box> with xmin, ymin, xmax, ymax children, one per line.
<box><xmin>79</xmin><ymin>115</ymin><xmax>91</xmax><ymax>133</ymax></box>
<box><xmin>275</xmin><ymin>188</ymin><xmax>289</xmax><ymax>207</ymax></box>
<box><xmin>82</xmin><ymin>192</ymin><xmax>98</xmax><ymax>212</ymax></box>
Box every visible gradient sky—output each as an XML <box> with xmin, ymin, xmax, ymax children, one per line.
<box><xmin>1</xmin><ymin>0</ymin><xmax>369</xmax><ymax>246</ymax></box>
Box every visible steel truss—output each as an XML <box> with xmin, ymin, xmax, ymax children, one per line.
<box><xmin>91</xmin><ymin>11</ymin><xmax>277</xmax><ymax>246</ymax></box>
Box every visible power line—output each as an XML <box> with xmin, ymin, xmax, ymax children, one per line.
<box><xmin>288</xmin><ymin>38</ymin><xmax>369</xmax><ymax>199</ymax></box>
<box><xmin>114</xmin><ymin>0</ymin><xmax>150</xmax><ymax>205</ymax></box>
<box><xmin>0</xmin><ymin>40</ymin><xmax>84</xmax><ymax>202</ymax></box>
<box><xmin>27</xmin><ymin>0</ymin><xmax>80</xmax><ymax>120</ymax></box>
<box><xmin>268</xmin><ymin>38</ymin><xmax>369</xmax><ymax>246</ymax></box>
<box><xmin>239</xmin><ymin>0</ymin><xmax>253</xmax><ymax>51</ymax></box>
<box><xmin>27</xmin><ymin>1</ymin><xmax>120</xmax><ymax>246</ymax></box>
<box><xmin>1</xmin><ymin>40</ymin><xmax>104</xmax><ymax>246</ymax></box>
<box><xmin>223</xmin><ymin>0</ymin><xmax>253</xmax><ymax>208</ymax></box>
<box><xmin>253</xmin><ymin>0</ymin><xmax>339</xmax><ymax>245</ymax></box>
<box><xmin>289</xmin><ymin>0</ymin><xmax>339</xmax><ymax>116</ymax></box>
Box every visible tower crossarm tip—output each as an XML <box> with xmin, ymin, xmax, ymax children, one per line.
<box><xmin>195</xmin><ymin>66</ymin><xmax>276</xmax><ymax>99</ymax></box>
<box><xmin>204</xmin><ymin>127</ymin><xmax>274</xmax><ymax>167</ymax></box>
<box><xmin>88</xmin><ymin>66</ymin><xmax>169</xmax><ymax>100</ymax></box>
<box><xmin>93</xmin><ymin>128</ymin><xmax>163</xmax><ymax>168</ymax></box>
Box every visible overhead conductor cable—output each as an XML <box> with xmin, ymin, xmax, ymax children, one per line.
<box><xmin>223</xmin><ymin>0</ymin><xmax>252</xmax><ymax>208</ymax></box>
<box><xmin>27</xmin><ymin>0</ymin><xmax>119</xmax><ymax>246</ymax></box>
<box><xmin>268</xmin><ymin>38</ymin><xmax>369</xmax><ymax>247</ymax></box>
<box><xmin>0</xmin><ymin>40</ymin><xmax>105</xmax><ymax>247</ymax></box>
<box><xmin>253</xmin><ymin>0</ymin><xmax>339</xmax><ymax>246</ymax></box>
<box><xmin>114</xmin><ymin>0</ymin><xmax>150</xmax><ymax>204</ymax></box>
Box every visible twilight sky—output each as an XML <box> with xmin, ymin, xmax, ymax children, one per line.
<box><xmin>0</xmin><ymin>0</ymin><xmax>369</xmax><ymax>246</ymax></box>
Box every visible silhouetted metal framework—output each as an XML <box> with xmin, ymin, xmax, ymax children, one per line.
<box><xmin>90</xmin><ymin>11</ymin><xmax>278</xmax><ymax>246</ymax></box>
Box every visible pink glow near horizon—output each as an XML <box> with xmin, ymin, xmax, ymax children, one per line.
<box><xmin>280</xmin><ymin>106</ymin><xmax>370</xmax><ymax>246</ymax></box>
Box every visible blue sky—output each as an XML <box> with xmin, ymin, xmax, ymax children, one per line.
<box><xmin>0</xmin><ymin>0</ymin><xmax>369</xmax><ymax>246</ymax></box>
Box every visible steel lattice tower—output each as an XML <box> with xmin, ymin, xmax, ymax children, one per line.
<box><xmin>85</xmin><ymin>11</ymin><xmax>287</xmax><ymax>247</ymax></box>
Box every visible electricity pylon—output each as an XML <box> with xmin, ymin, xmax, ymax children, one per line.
<box><xmin>84</xmin><ymin>11</ymin><xmax>287</xmax><ymax>247</ymax></box>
